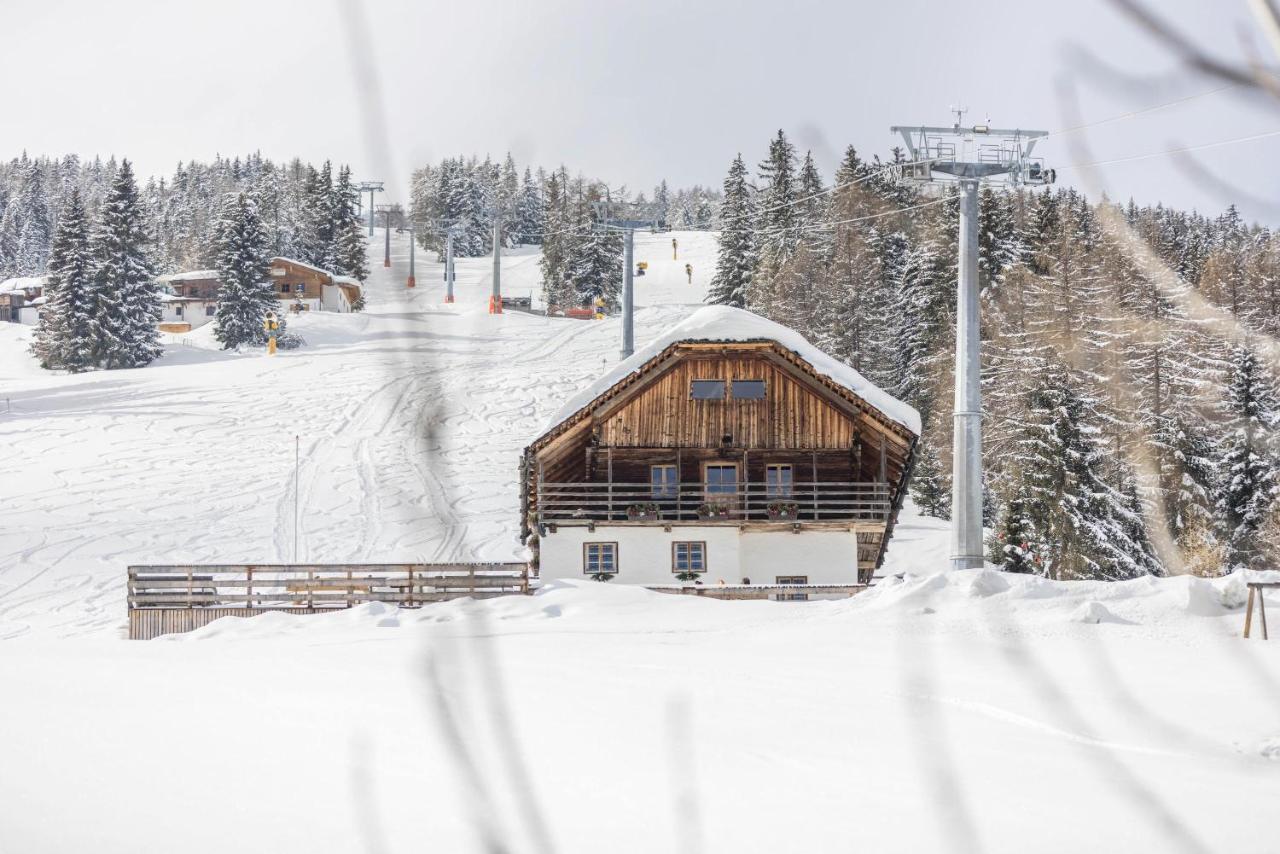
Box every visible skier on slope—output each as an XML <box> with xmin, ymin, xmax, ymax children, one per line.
<box><xmin>672</xmin><ymin>237</ymin><xmax>678</xmax><ymax>260</ymax></box>
<box><xmin>685</xmin><ymin>262</ymin><xmax>693</xmax><ymax>284</ymax></box>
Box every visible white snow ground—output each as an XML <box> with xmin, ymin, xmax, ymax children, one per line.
<box><xmin>1</xmin><ymin>231</ymin><xmax>1279</xmax><ymax>853</ymax></box>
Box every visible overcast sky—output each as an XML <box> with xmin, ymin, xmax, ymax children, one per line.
<box><xmin>6</xmin><ymin>0</ymin><xmax>1279</xmax><ymax>222</ymax></box>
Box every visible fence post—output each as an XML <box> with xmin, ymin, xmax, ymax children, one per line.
<box><xmin>246</xmin><ymin>566</ymin><xmax>254</xmax><ymax>610</ymax></box>
<box><xmin>406</xmin><ymin>565</ymin><xmax>415</xmax><ymax>608</ymax></box>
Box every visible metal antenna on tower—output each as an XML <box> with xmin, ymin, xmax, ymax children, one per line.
<box><xmin>888</xmin><ymin>116</ymin><xmax>1055</xmax><ymax>571</ymax></box>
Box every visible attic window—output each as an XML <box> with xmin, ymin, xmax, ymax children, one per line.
<box><xmin>731</xmin><ymin>379</ymin><xmax>766</xmax><ymax>400</ymax></box>
<box><xmin>690</xmin><ymin>380</ymin><xmax>726</xmax><ymax>400</ymax></box>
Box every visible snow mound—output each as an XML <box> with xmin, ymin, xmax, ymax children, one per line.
<box><xmin>850</xmin><ymin>568</ymin><xmax>1259</xmax><ymax>635</ymax></box>
<box><xmin>543</xmin><ymin>305</ymin><xmax>921</xmax><ymax>436</ymax></box>
<box><xmin>964</xmin><ymin>568</ymin><xmax>1012</xmax><ymax>598</ymax></box>
<box><xmin>1069</xmin><ymin>601</ymin><xmax>1125</xmax><ymax>624</ymax></box>
<box><xmin>1258</xmin><ymin>737</ymin><xmax>1280</xmax><ymax>760</ymax></box>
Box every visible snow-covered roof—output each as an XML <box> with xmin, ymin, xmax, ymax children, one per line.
<box><xmin>0</xmin><ymin>276</ymin><xmax>48</xmax><ymax>294</ymax></box>
<box><xmin>157</xmin><ymin>270</ymin><xmax>220</xmax><ymax>283</ymax></box>
<box><xmin>332</xmin><ymin>275</ymin><xmax>362</xmax><ymax>288</ymax></box>
<box><xmin>270</xmin><ymin>257</ymin><xmax>334</xmax><ymax>278</ymax></box>
<box><xmin>28</xmin><ymin>296</ymin><xmax>47</xmax><ymax>306</ymax></box>
<box><xmin>545</xmin><ymin>306</ymin><xmax>922</xmax><ymax>436</ymax></box>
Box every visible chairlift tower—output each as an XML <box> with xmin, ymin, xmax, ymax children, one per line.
<box><xmin>355</xmin><ymin>181</ymin><xmax>384</xmax><ymax>236</ymax></box>
<box><xmin>889</xmin><ymin>111</ymin><xmax>1054</xmax><ymax>571</ymax></box>
<box><xmin>593</xmin><ymin>195</ymin><xmax>650</xmax><ymax>360</ymax></box>
<box><xmin>375</xmin><ymin>204</ymin><xmax>398</xmax><ymax>268</ymax></box>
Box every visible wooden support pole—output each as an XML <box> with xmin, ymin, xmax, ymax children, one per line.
<box><xmin>811</xmin><ymin>450</ymin><xmax>818</xmax><ymax>518</ymax></box>
<box><xmin>1245</xmin><ymin>586</ymin><xmax>1256</xmax><ymax>638</ymax></box>
<box><xmin>676</xmin><ymin>447</ymin><xmax>683</xmax><ymax>519</ymax></box>
<box><xmin>607</xmin><ymin>447</ymin><xmax>614</xmax><ymax>520</ymax></box>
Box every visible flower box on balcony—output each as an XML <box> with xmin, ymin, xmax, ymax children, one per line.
<box><xmin>697</xmin><ymin>502</ymin><xmax>731</xmax><ymax>520</ymax></box>
<box><xmin>766</xmin><ymin>501</ymin><xmax>800</xmax><ymax>521</ymax></box>
<box><xmin>627</xmin><ymin>502</ymin><xmax>660</xmax><ymax>521</ymax></box>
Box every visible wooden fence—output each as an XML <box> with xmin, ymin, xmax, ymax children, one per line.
<box><xmin>127</xmin><ymin>562</ymin><xmax>530</xmax><ymax>639</ymax></box>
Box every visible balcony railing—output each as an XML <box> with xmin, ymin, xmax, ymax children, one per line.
<box><xmin>536</xmin><ymin>482</ymin><xmax>892</xmax><ymax>525</ymax></box>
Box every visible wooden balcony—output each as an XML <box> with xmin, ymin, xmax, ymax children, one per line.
<box><xmin>535</xmin><ymin>481</ymin><xmax>892</xmax><ymax>527</ymax></box>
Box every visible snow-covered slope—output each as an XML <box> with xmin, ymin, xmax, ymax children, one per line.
<box><xmin>0</xmin><ymin>231</ymin><xmax>722</xmax><ymax>639</ymax></box>
<box><xmin>489</xmin><ymin>229</ymin><xmax>718</xmax><ymax>310</ymax></box>
<box><xmin>3</xmin><ymin>230</ymin><xmax>1280</xmax><ymax>853</ymax></box>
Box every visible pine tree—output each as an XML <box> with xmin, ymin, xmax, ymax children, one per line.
<box><xmin>515</xmin><ymin>167</ymin><xmax>543</xmax><ymax>245</ymax></box>
<box><xmin>706</xmin><ymin>154</ymin><xmax>755</xmax><ymax>308</ymax></box>
<box><xmin>1216</xmin><ymin>344</ymin><xmax>1279</xmax><ymax>572</ymax></box>
<box><xmin>31</xmin><ymin>189</ymin><xmax>95</xmax><ymax>371</ymax></box>
<box><xmin>1016</xmin><ymin>365</ymin><xmax>1162</xmax><ymax>579</ymax></box>
<box><xmin>989</xmin><ymin>480</ymin><xmax>1038</xmax><ymax>573</ymax></box>
<box><xmin>909</xmin><ymin>441</ymin><xmax>951</xmax><ymax>519</ymax></box>
<box><xmin>330</xmin><ymin>166</ymin><xmax>369</xmax><ymax>282</ymax></box>
<box><xmin>213</xmin><ymin>192</ymin><xmax>278</xmax><ymax>349</ymax></box>
<box><xmin>300</xmin><ymin>162</ymin><xmax>335</xmax><ymax>267</ymax></box>
<box><xmin>822</xmin><ymin>146</ymin><xmax>891</xmax><ymax>378</ymax></box>
<box><xmin>563</xmin><ymin>183</ymin><xmax>622</xmax><ymax>310</ymax></box>
<box><xmin>750</xmin><ymin>129</ymin><xmax>799</xmax><ymax>311</ymax></box>
<box><xmin>89</xmin><ymin>159</ymin><xmax>162</xmax><ymax>369</ymax></box>
<box><xmin>538</xmin><ymin>169</ymin><xmax>573</xmax><ymax>308</ymax></box>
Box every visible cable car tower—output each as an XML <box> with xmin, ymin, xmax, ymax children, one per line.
<box><xmin>355</xmin><ymin>180</ymin><xmax>384</xmax><ymax>236</ymax></box>
<box><xmin>889</xmin><ymin>108</ymin><xmax>1054</xmax><ymax>571</ymax></box>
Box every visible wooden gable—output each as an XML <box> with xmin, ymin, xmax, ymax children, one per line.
<box><xmin>596</xmin><ymin>346</ymin><xmax>859</xmax><ymax>450</ymax></box>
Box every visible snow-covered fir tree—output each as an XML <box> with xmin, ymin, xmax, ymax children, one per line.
<box><xmin>706</xmin><ymin>154</ymin><xmax>754</xmax><ymax>308</ymax></box>
<box><xmin>909</xmin><ymin>442</ymin><xmax>950</xmax><ymax>519</ymax></box>
<box><xmin>989</xmin><ymin>480</ymin><xmax>1038</xmax><ymax>573</ymax></box>
<box><xmin>30</xmin><ymin>189</ymin><xmax>95</xmax><ymax>371</ymax></box>
<box><xmin>331</xmin><ymin>165</ymin><xmax>369</xmax><ymax>284</ymax></box>
<box><xmin>213</xmin><ymin>191</ymin><xmax>277</xmax><ymax>349</ymax></box>
<box><xmin>1015</xmin><ymin>365</ymin><xmax>1162</xmax><ymax>580</ymax></box>
<box><xmin>1216</xmin><ymin>344</ymin><xmax>1279</xmax><ymax>572</ymax></box>
<box><xmin>515</xmin><ymin>167</ymin><xmax>544</xmax><ymax>245</ymax></box>
<box><xmin>538</xmin><ymin>169</ymin><xmax>573</xmax><ymax>308</ymax></box>
<box><xmin>563</xmin><ymin>182</ymin><xmax>622</xmax><ymax>311</ymax></box>
<box><xmin>750</xmin><ymin>130</ymin><xmax>799</xmax><ymax>312</ymax></box>
<box><xmin>89</xmin><ymin>159</ymin><xmax>162</xmax><ymax>369</ymax></box>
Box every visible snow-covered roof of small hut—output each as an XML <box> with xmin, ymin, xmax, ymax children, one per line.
<box><xmin>332</xmin><ymin>275</ymin><xmax>362</xmax><ymax>288</ymax></box>
<box><xmin>157</xmin><ymin>270</ymin><xmax>219</xmax><ymax>283</ymax></box>
<box><xmin>545</xmin><ymin>306</ymin><xmax>922</xmax><ymax>436</ymax></box>
<box><xmin>270</xmin><ymin>257</ymin><xmax>334</xmax><ymax>278</ymax></box>
<box><xmin>0</xmin><ymin>276</ymin><xmax>48</xmax><ymax>293</ymax></box>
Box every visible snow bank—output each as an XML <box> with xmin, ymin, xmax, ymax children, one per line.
<box><xmin>160</xmin><ymin>568</ymin><xmax>1274</xmax><ymax>643</ymax></box>
<box><xmin>544</xmin><ymin>305</ymin><xmax>922</xmax><ymax>436</ymax></box>
<box><xmin>853</xmin><ymin>566</ymin><xmax>1280</xmax><ymax>637</ymax></box>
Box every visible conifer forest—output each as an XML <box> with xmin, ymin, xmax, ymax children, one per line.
<box><xmin>705</xmin><ymin>130</ymin><xmax>1280</xmax><ymax>581</ymax></box>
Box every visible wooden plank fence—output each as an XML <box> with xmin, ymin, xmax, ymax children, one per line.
<box><xmin>128</xmin><ymin>563</ymin><xmax>530</xmax><ymax>639</ymax></box>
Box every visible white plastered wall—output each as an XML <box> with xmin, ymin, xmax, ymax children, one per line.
<box><xmin>539</xmin><ymin>525</ymin><xmax>861</xmax><ymax>585</ymax></box>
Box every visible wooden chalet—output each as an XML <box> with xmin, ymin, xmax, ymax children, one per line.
<box><xmin>268</xmin><ymin>258</ymin><xmax>362</xmax><ymax>312</ymax></box>
<box><xmin>520</xmin><ymin>307</ymin><xmax>920</xmax><ymax>587</ymax></box>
